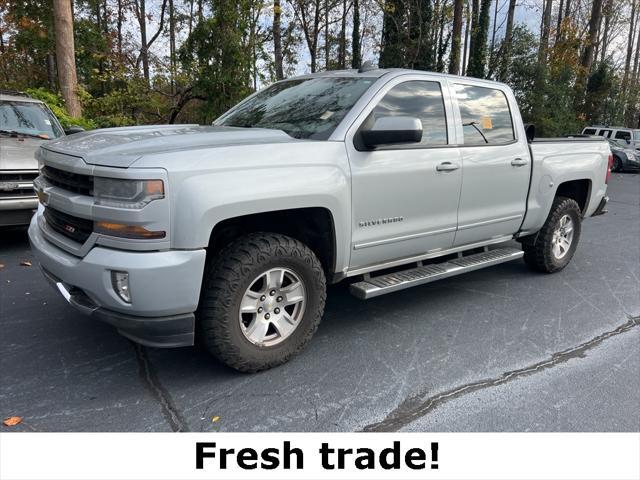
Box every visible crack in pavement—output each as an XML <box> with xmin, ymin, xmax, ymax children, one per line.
<box><xmin>133</xmin><ymin>343</ymin><xmax>190</xmax><ymax>432</ymax></box>
<box><xmin>363</xmin><ymin>314</ymin><xmax>640</xmax><ymax>432</ymax></box>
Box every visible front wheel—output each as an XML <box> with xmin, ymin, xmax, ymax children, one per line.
<box><xmin>522</xmin><ymin>196</ymin><xmax>582</xmax><ymax>273</ymax></box>
<box><xmin>197</xmin><ymin>233</ymin><xmax>326</xmax><ymax>372</ymax></box>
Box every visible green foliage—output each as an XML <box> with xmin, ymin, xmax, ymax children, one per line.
<box><xmin>179</xmin><ymin>0</ymin><xmax>255</xmax><ymax>122</ymax></box>
<box><xmin>25</xmin><ymin>88</ymin><xmax>96</xmax><ymax>129</ymax></box>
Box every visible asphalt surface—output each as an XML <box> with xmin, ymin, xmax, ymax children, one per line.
<box><xmin>1</xmin><ymin>173</ymin><xmax>638</xmax><ymax>432</ymax></box>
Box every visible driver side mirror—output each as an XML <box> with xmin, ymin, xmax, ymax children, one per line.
<box><xmin>65</xmin><ymin>125</ymin><xmax>85</xmax><ymax>135</ymax></box>
<box><xmin>360</xmin><ymin>116</ymin><xmax>422</xmax><ymax>149</ymax></box>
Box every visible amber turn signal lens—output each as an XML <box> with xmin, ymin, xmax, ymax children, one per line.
<box><xmin>94</xmin><ymin>221</ymin><xmax>166</xmax><ymax>239</ymax></box>
<box><xmin>144</xmin><ymin>180</ymin><xmax>164</xmax><ymax>196</ymax></box>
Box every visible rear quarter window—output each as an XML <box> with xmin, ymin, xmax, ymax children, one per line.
<box><xmin>583</xmin><ymin>128</ymin><xmax>597</xmax><ymax>135</ymax></box>
<box><xmin>454</xmin><ymin>84</ymin><xmax>514</xmax><ymax>145</ymax></box>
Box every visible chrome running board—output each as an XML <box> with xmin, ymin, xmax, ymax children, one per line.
<box><xmin>349</xmin><ymin>247</ymin><xmax>524</xmax><ymax>299</ymax></box>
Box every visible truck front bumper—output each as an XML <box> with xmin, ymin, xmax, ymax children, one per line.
<box><xmin>28</xmin><ymin>216</ymin><xmax>206</xmax><ymax>347</ymax></box>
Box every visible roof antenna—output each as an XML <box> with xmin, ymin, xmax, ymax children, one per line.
<box><xmin>358</xmin><ymin>61</ymin><xmax>378</xmax><ymax>73</ymax></box>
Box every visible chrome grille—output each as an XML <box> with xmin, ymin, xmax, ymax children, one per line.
<box><xmin>0</xmin><ymin>171</ymin><xmax>38</xmax><ymax>198</ymax></box>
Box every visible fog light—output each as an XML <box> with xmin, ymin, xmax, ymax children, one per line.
<box><xmin>111</xmin><ymin>271</ymin><xmax>131</xmax><ymax>303</ymax></box>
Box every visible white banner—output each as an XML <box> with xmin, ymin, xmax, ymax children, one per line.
<box><xmin>1</xmin><ymin>432</ymin><xmax>638</xmax><ymax>480</ymax></box>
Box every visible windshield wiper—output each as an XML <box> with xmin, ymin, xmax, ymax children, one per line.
<box><xmin>0</xmin><ymin>129</ymin><xmax>49</xmax><ymax>140</ymax></box>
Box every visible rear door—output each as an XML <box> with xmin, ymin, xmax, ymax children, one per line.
<box><xmin>345</xmin><ymin>75</ymin><xmax>462</xmax><ymax>270</ymax></box>
<box><xmin>449</xmin><ymin>81</ymin><xmax>530</xmax><ymax>246</ymax></box>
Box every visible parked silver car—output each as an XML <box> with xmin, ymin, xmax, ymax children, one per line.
<box><xmin>0</xmin><ymin>92</ymin><xmax>65</xmax><ymax>226</ymax></box>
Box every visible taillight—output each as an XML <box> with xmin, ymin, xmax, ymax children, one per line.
<box><xmin>606</xmin><ymin>154</ymin><xmax>613</xmax><ymax>184</ymax></box>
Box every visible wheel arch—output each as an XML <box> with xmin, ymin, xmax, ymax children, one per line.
<box><xmin>206</xmin><ymin>207</ymin><xmax>340</xmax><ymax>282</ymax></box>
<box><xmin>554</xmin><ymin>178</ymin><xmax>592</xmax><ymax>215</ymax></box>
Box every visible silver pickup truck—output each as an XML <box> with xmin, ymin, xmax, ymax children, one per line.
<box><xmin>29</xmin><ymin>68</ymin><xmax>612</xmax><ymax>372</ymax></box>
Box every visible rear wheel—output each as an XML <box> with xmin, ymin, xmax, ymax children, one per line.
<box><xmin>522</xmin><ymin>196</ymin><xmax>582</xmax><ymax>273</ymax></box>
<box><xmin>197</xmin><ymin>233</ymin><xmax>326</xmax><ymax>372</ymax></box>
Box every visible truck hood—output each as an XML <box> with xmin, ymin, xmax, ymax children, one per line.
<box><xmin>42</xmin><ymin>125</ymin><xmax>298</xmax><ymax>168</ymax></box>
<box><xmin>0</xmin><ymin>136</ymin><xmax>48</xmax><ymax>171</ymax></box>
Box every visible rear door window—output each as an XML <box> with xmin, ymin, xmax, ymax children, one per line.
<box><xmin>454</xmin><ymin>84</ymin><xmax>514</xmax><ymax>145</ymax></box>
<box><xmin>598</xmin><ymin>129</ymin><xmax>612</xmax><ymax>138</ymax></box>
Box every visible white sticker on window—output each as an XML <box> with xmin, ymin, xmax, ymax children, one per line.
<box><xmin>44</xmin><ymin>119</ymin><xmax>51</xmax><ymax>125</ymax></box>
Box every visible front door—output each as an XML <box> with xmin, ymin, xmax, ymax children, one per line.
<box><xmin>346</xmin><ymin>76</ymin><xmax>463</xmax><ymax>270</ymax></box>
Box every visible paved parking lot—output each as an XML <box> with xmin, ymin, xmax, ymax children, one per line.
<box><xmin>1</xmin><ymin>173</ymin><xmax>638</xmax><ymax>432</ymax></box>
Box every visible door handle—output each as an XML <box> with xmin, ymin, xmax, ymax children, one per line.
<box><xmin>511</xmin><ymin>158</ymin><xmax>528</xmax><ymax>166</ymax></box>
<box><xmin>436</xmin><ymin>162</ymin><xmax>460</xmax><ymax>172</ymax></box>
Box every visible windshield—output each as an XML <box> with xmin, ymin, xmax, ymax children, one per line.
<box><xmin>0</xmin><ymin>101</ymin><xmax>64</xmax><ymax>139</ymax></box>
<box><xmin>215</xmin><ymin>77</ymin><xmax>375</xmax><ymax>140</ymax></box>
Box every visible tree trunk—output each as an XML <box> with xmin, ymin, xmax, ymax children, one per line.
<box><xmin>117</xmin><ymin>0</ymin><xmax>123</xmax><ymax>55</ymax></box>
<box><xmin>380</xmin><ymin>0</ymin><xmax>406</xmax><ymax>68</ymax></box>
<box><xmin>467</xmin><ymin>0</ymin><xmax>490</xmax><ymax>78</ymax></box>
<box><xmin>580</xmin><ymin>0</ymin><xmax>604</xmax><ymax>74</ymax></box>
<box><xmin>556</xmin><ymin>0</ymin><xmax>564</xmax><ymax>39</ymax></box>
<box><xmin>46</xmin><ymin>53</ymin><xmax>57</xmax><ymax>90</ymax></box>
<box><xmin>462</xmin><ymin>0</ymin><xmax>470</xmax><ymax>75</ymax></box>
<box><xmin>622</xmin><ymin>0</ymin><xmax>637</xmax><ymax>91</ymax></box>
<box><xmin>351</xmin><ymin>0</ymin><xmax>361</xmax><ymax>68</ymax></box>
<box><xmin>538</xmin><ymin>0</ymin><xmax>553</xmax><ymax>66</ymax></box>
<box><xmin>324</xmin><ymin>0</ymin><xmax>330</xmax><ymax>69</ymax></box>
<box><xmin>274</xmin><ymin>0</ymin><xmax>284</xmax><ymax>79</ymax></box>
<box><xmin>169</xmin><ymin>0</ymin><xmax>176</xmax><ymax>94</ymax></box>
<box><xmin>338</xmin><ymin>0</ymin><xmax>347</xmax><ymax>68</ymax></box>
<box><xmin>468</xmin><ymin>0</ymin><xmax>479</xmax><ymax>69</ymax></box>
<box><xmin>53</xmin><ymin>0</ymin><xmax>81</xmax><ymax>117</ymax></box>
<box><xmin>498</xmin><ymin>0</ymin><xmax>516</xmax><ymax>81</ymax></box>
<box><xmin>449</xmin><ymin>0</ymin><xmax>464</xmax><ymax>74</ymax></box>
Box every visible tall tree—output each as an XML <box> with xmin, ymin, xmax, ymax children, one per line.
<box><xmin>409</xmin><ymin>0</ymin><xmax>435</xmax><ymax>70</ymax></box>
<box><xmin>498</xmin><ymin>0</ymin><xmax>517</xmax><ymax>81</ymax></box>
<box><xmin>449</xmin><ymin>0</ymin><xmax>464</xmax><ymax>74</ymax></box>
<box><xmin>379</xmin><ymin>0</ymin><xmax>406</xmax><ymax>68</ymax></box>
<box><xmin>338</xmin><ymin>0</ymin><xmax>348</xmax><ymax>68</ymax></box>
<box><xmin>574</xmin><ymin>0</ymin><xmax>604</xmax><ymax>112</ymax></box>
<box><xmin>351</xmin><ymin>0</ymin><xmax>361</xmax><ymax>68</ymax></box>
<box><xmin>538</xmin><ymin>0</ymin><xmax>553</xmax><ymax>66</ymax></box>
<box><xmin>622</xmin><ymin>0</ymin><xmax>637</xmax><ymax>93</ymax></box>
<box><xmin>133</xmin><ymin>0</ymin><xmax>169</xmax><ymax>83</ymax></box>
<box><xmin>273</xmin><ymin>0</ymin><xmax>284</xmax><ymax>79</ymax></box>
<box><xmin>53</xmin><ymin>0</ymin><xmax>81</xmax><ymax>117</ymax></box>
<box><xmin>466</xmin><ymin>0</ymin><xmax>491</xmax><ymax>77</ymax></box>
<box><xmin>462</xmin><ymin>0</ymin><xmax>471</xmax><ymax>74</ymax></box>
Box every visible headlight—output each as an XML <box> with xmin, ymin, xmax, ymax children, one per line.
<box><xmin>94</xmin><ymin>177</ymin><xmax>164</xmax><ymax>209</ymax></box>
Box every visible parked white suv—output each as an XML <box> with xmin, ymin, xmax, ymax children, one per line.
<box><xmin>582</xmin><ymin>125</ymin><xmax>640</xmax><ymax>150</ymax></box>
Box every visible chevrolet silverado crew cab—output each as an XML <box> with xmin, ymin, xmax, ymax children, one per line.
<box><xmin>29</xmin><ymin>68</ymin><xmax>612</xmax><ymax>372</ymax></box>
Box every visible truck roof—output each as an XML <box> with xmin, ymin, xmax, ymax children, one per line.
<box><xmin>288</xmin><ymin>67</ymin><xmax>510</xmax><ymax>88</ymax></box>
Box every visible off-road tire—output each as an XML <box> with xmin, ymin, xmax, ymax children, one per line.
<box><xmin>522</xmin><ymin>196</ymin><xmax>582</xmax><ymax>273</ymax></box>
<box><xmin>197</xmin><ymin>233</ymin><xmax>326</xmax><ymax>372</ymax></box>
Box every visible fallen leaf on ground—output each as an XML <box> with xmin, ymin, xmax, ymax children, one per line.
<box><xmin>3</xmin><ymin>416</ymin><xmax>22</xmax><ymax>427</ymax></box>
<box><xmin>0</xmin><ymin>263</ymin><xmax>5</xmax><ymax>269</ymax></box>
<box><xmin>211</xmin><ymin>416</ymin><xmax>220</xmax><ymax>423</ymax></box>
<box><xmin>20</xmin><ymin>260</ymin><xmax>32</xmax><ymax>267</ymax></box>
